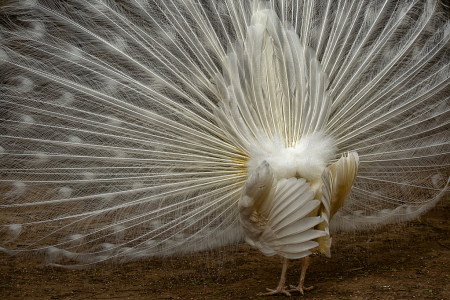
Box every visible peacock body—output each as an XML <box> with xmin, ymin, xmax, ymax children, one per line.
<box><xmin>1</xmin><ymin>0</ymin><xmax>449</xmax><ymax>295</ymax></box>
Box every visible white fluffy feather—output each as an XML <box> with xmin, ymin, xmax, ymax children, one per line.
<box><xmin>247</xmin><ymin>132</ymin><xmax>336</xmax><ymax>181</ymax></box>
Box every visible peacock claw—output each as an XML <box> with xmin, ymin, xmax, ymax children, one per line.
<box><xmin>287</xmin><ymin>285</ymin><xmax>314</xmax><ymax>295</ymax></box>
<box><xmin>258</xmin><ymin>287</ymin><xmax>291</xmax><ymax>297</ymax></box>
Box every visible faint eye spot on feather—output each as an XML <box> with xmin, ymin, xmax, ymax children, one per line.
<box><xmin>58</xmin><ymin>187</ymin><xmax>73</xmax><ymax>199</ymax></box>
<box><xmin>106</xmin><ymin>115</ymin><xmax>122</xmax><ymax>126</ymax></box>
<box><xmin>114</xmin><ymin>150</ymin><xmax>126</xmax><ymax>158</ymax></box>
<box><xmin>4</xmin><ymin>224</ymin><xmax>22</xmax><ymax>243</ymax></box>
<box><xmin>81</xmin><ymin>172</ymin><xmax>94</xmax><ymax>182</ymax></box>
<box><xmin>12</xmin><ymin>77</ymin><xmax>34</xmax><ymax>93</ymax></box>
<box><xmin>33</xmin><ymin>152</ymin><xmax>49</xmax><ymax>164</ymax></box>
<box><xmin>431</xmin><ymin>173</ymin><xmax>445</xmax><ymax>189</ymax></box>
<box><xmin>6</xmin><ymin>182</ymin><xmax>27</xmax><ymax>200</ymax></box>
<box><xmin>68</xmin><ymin>135</ymin><xmax>82</xmax><ymax>144</ymax></box>
<box><xmin>28</xmin><ymin>21</ymin><xmax>45</xmax><ymax>38</ymax></box>
<box><xmin>68</xmin><ymin>234</ymin><xmax>84</xmax><ymax>246</ymax></box>
<box><xmin>0</xmin><ymin>49</ymin><xmax>8</xmax><ymax>64</ymax></box>
<box><xmin>57</xmin><ymin>92</ymin><xmax>75</xmax><ymax>107</ymax></box>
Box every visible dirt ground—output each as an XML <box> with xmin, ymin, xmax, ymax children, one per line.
<box><xmin>1</xmin><ymin>198</ymin><xmax>450</xmax><ymax>300</ymax></box>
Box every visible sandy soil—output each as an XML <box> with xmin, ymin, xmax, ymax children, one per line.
<box><xmin>1</xmin><ymin>198</ymin><xmax>450</xmax><ymax>300</ymax></box>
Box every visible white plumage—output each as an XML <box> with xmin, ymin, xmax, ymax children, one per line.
<box><xmin>0</xmin><ymin>0</ymin><xmax>449</xmax><ymax>295</ymax></box>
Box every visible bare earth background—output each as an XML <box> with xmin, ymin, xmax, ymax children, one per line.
<box><xmin>1</xmin><ymin>198</ymin><xmax>450</xmax><ymax>300</ymax></box>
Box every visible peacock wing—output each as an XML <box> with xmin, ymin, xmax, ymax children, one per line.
<box><xmin>313</xmin><ymin>168</ymin><xmax>334</xmax><ymax>258</ymax></box>
<box><xmin>239</xmin><ymin>161</ymin><xmax>328</xmax><ymax>260</ymax></box>
<box><xmin>328</xmin><ymin>151</ymin><xmax>360</xmax><ymax>219</ymax></box>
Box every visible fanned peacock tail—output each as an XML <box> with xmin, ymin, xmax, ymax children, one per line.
<box><xmin>1</xmin><ymin>0</ymin><xmax>449</xmax><ymax>267</ymax></box>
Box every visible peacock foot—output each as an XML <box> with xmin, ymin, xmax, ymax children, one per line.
<box><xmin>258</xmin><ymin>286</ymin><xmax>291</xmax><ymax>297</ymax></box>
<box><xmin>287</xmin><ymin>284</ymin><xmax>314</xmax><ymax>295</ymax></box>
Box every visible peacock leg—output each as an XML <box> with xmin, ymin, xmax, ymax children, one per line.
<box><xmin>287</xmin><ymin>256</ymin><xmax>314</xmax><ymax>295</ymax></box>
<box><xmin>258</xmin><ymin>257</ymin><xmax>291</xmax><ymax>296</ymax></box>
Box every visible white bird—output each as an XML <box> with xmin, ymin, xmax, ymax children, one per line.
<box><xmin>0</xmin><ymin>0</ymin><xmax>449</xmax><ymax>296</ymax></box>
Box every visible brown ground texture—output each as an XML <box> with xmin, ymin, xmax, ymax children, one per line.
<box><xmin>1</xmin><ymin>198</ymin><xmax>450</xmax><ymax>300</ymax></box>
